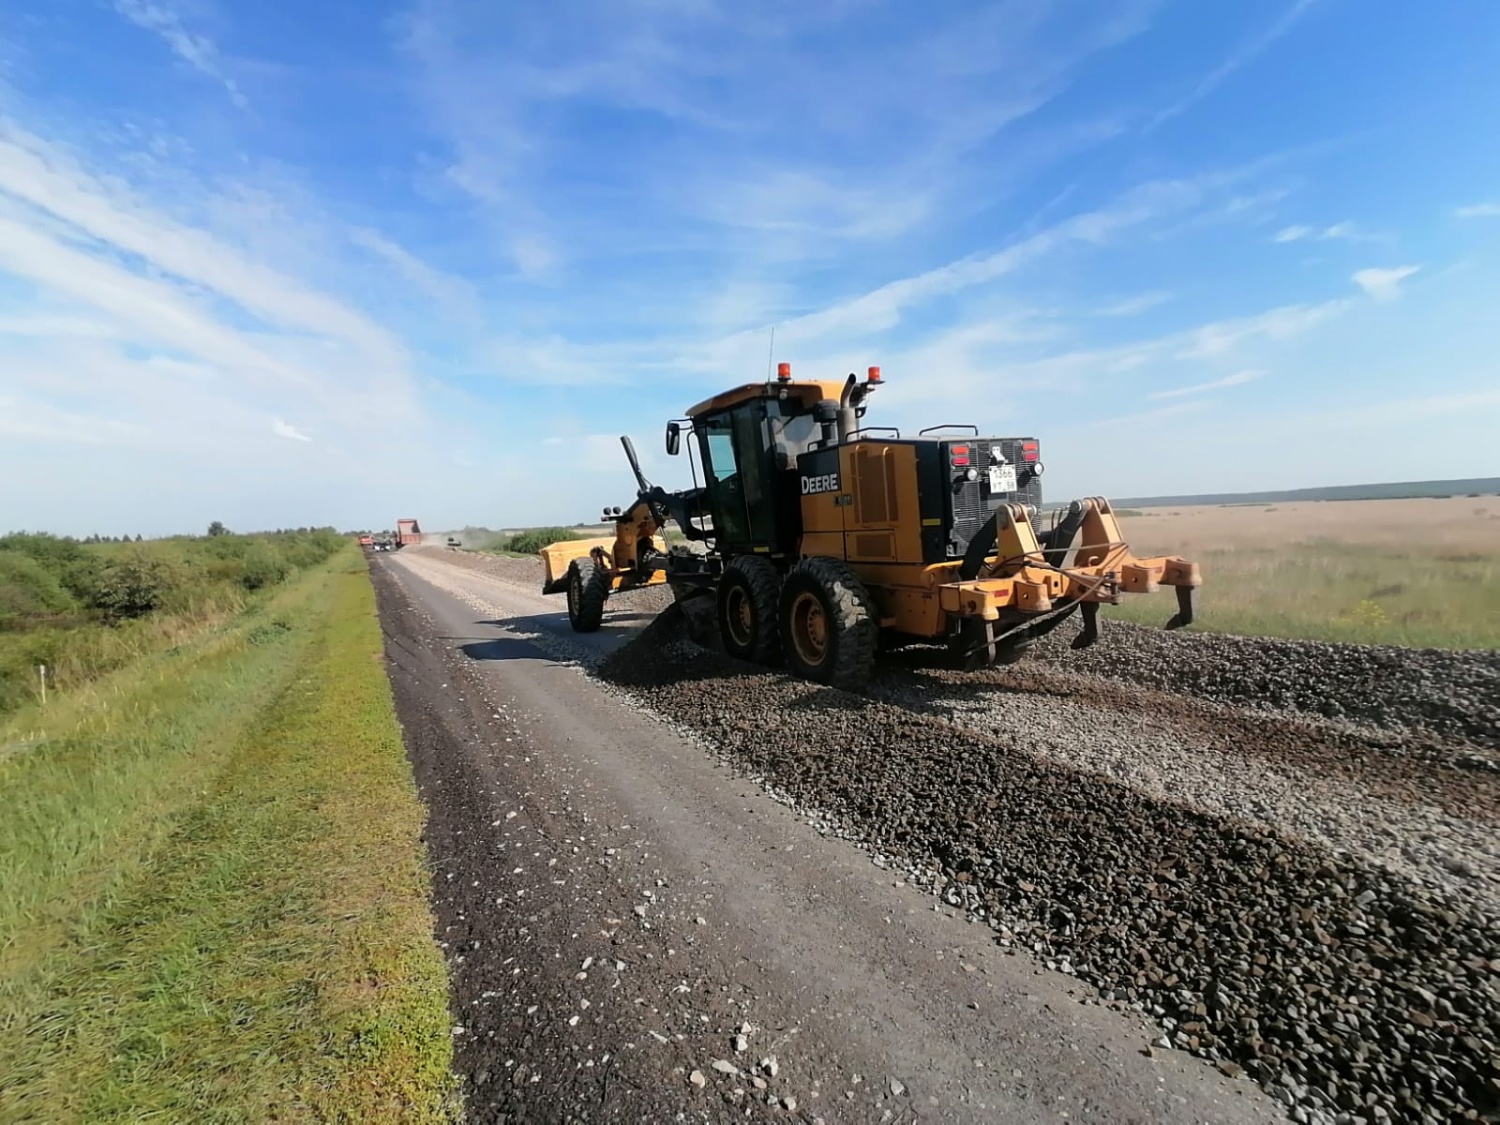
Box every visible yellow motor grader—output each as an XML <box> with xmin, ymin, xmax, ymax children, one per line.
<box><xmin>540</xmin><ymin>363</ymin><xmax>1201</xmax><ymax>688</ymax></box>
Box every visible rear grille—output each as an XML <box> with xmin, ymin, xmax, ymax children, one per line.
<box><xmin>944</xmin><ymin>438</ymin><xmax>1044</xmax><ymax>557</ymax></box>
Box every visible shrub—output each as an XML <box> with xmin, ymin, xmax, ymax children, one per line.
<box><xmin>505</xmin><ymin>527</ymin><xmax>585</xmax><ymax>555</ymax></box>
<box><xmin>0</xmin><ymin>532</ymin><xmax>86</xmax><ymax>570</ymax></box>
<box><xmin>239</xmin><ymin>544</ymin><xmax>291</xmax><ymax>591</ymax></box>
<box><xmin>89</xmin><ymin>551</ymin><xmax>187</xmax><ymax>620</ymax></box>
<box><xmin>0</xmin><ymin>553</ymin><xmax>79</xmax><ymax>626</ymax></box>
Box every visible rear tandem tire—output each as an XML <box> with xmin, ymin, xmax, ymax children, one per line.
<box><xmin>566</xmin><ymin>558</ymin><xmax>610</xmax><ymax>633</ymax></box>
<box><xmin>716</xmin><ymin>556</ymin><xmax>782</xmax><ymax>664</ymax></box>
<box><xmin>778</xmin><ymin>557</ymin><xmax>877</xmax><ymax>689</ymax></box>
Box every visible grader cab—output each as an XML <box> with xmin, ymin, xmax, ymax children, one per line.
<box><xmin>540</xmin><ymin>364</ymin><xmax>1201</xmax><ymax>689</ymax></box>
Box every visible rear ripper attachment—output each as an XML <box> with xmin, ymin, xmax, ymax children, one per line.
<box><xmin>944</xmin><ymin>495</ymin><xmax>1201</xmax><ymax>669</ymax></box>
<box><xmin>539</xmin><ymin>361</ymin><xmax>1203</xmax><ymax>687</ymax></box>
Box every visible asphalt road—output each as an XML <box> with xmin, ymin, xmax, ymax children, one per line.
<box><xmin>373</xmin><ymin>549</ymin><xmax>1280</xmax><ymax>1124</ymax></box>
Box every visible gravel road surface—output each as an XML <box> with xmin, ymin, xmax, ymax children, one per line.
<box><xmin>373</xmin><ymin>549</ymin><xmax>1280</xmax><ymax>1124</ymax></box>
<box><xmin>376</xmin><ymin>547</ymin><xmax>1498</xmax><ymax>1125</ymax></box>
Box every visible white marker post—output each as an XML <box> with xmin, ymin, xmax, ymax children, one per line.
<box><xmin>38</xmin><ymin>664</ymin><xmax>47</xmax><ymax>706</ymax></box>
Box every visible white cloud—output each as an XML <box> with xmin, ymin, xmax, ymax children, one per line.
<box><xmin>1149</xmin><ymin>0</ymin><xmax>1319</xmax><ymax>128</ymax></box>
<box><xmin>0</xmin><ymin>213</ymin><xmax>305</xmax><ymax>389</ymax></box>
<box><xmin>0</xmin><ymin>108</ymin><xmax>464</xmax><ymax>539</ymax></box>
<box><xmin>349</xmin><ymin>227</ymin><xmax>482</xmax><ymax>323</ymax></box>
<box><xmin>1174</xmin><ymin>300</ymin><xmax>1350</xmax><ymax>359</ymax></box>
<box><xmin>1149</xmin><ymin>369</ymin><xmax>1264</xmax><ymax>400</ymax></box>
<box><xmin>398</xmin><ymin>0</ymin><xmax>1165</xmax><ymax>271</ymax></box>
<box><xmin>272</xmin><ymin>418</ymin><xmax>312</xmax><ymax>442</ymax></box>
<box><xmin>0</xmin><ymin>125</ymin><xmax>403</xmax><ymax>356</ymax></box>
<box><xmin>111</xmin><ymin>0</ymin><xmax>248</xmax><ymax>109</ymax></box>
<box><xmin>1454</xmin><ymin>202</ymin><xmax>1500</xmax><ymax>218</ymax></box>
<box><xmin>1096</xmin><ymin>290</ymin><xmax>1173</xmax><ymax>317</ymax></box>
<box><xmin>726</xmin><ymin>176</ymin><xmax>1212</xmax><ymax>347</ymax></box>
<box><xmin>1272</xmin><ymin>220</ymin><xmax>1369</xmax><ymax>244</ymax></box>
<box><xmin>1352</xmin><ymin>265</ymin><xmax>1419</xmax><ymax>302</ymax></box>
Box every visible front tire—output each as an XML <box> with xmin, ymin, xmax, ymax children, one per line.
<box><xmin>779</xmin><ymin>557</ymin><xmax>877</xmax><ymax>689</ymax></box>
<box><xmin>716</xmin><ymin>555</ymin><xmax>782</xmax><ymax>664</ymax></box>
<box><xmin>566</xmin><ymin>557</ymin><xmax>610</xmax><ymax>632</ymax></box>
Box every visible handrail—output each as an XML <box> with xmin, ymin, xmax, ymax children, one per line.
<box><xmin>918</xmin><ymin>423</ymin><xmax>980</xmax><ymax>436</ymax></box>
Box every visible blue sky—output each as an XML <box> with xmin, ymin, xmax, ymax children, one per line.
<box><xmin>1</xmin><ymin>0</ymin><xmax>1498</xmax><ymax>536</ymax></box>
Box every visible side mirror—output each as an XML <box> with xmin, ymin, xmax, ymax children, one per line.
<box><xmin>665</xmin><ymin>421</ymin><xmax>681</xmax><ymax>456</ymax></box>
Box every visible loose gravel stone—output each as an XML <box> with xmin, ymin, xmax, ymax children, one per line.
<box><xmin>1030</xmin><ymin>621</ymin><xmax>1500</xmax><ymax>751</ymax></box>
<box><xmin>397</xmin><ymin>551</ymin><xmax>1500</xmax><ymax>1123</ymax></box>
<box><xmin>600</xmin><ymin>610</ymin><xmax>1500</xmax><ymax>1124</ymax></box>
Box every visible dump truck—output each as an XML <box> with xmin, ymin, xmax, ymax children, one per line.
<box><xmin>540</xmin><ymin>363</ymin><xmax>1201</xmax><ymax>688</ymax></box>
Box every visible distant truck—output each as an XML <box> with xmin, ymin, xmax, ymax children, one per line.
<box><xmin>396</xmin><ymin>518</ymin><xmax>422</xmax><ymax>547</ymax></box>
<box><xmin>357</xmin><ymin>535</ymin><xmax>374</xmax><ymax>548</ymax></box>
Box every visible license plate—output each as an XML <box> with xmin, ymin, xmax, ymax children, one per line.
<box><xmin>989</xmin><ymin>464</ymin><xmax>1017</xmax><ymax>493</ymax></box>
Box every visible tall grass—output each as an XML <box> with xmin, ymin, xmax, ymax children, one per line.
<box><xmin>1104</xmin><ymin>541</ymin><xmax>1500</xmax><ymax>648</ymax></box>
<box><xmin>0</xmin><ymin>554</ymin><xmax>454</xmax><ymax>1122</ymax></box>
<box><xmin>0</xmin><ymin>529</ymin><xmax>346</xmax><ymax>715</ymax></box>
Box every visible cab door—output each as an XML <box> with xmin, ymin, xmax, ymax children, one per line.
<box><xmin>697</xmin><ymin>404</ymin><xmax>777</xmax><ymax>551</ymax></box>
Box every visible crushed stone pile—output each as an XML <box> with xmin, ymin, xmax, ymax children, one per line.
<box><xmin>1032</xmin><ymin>621</ymin><xmax>1500</xmax><ymax>751</ymax></box>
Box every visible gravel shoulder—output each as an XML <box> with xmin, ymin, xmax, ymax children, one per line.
<box><xmin>373</xmin><ymin>551</ymin><xmax>1279</xmax><ymax>1124</ymax></box>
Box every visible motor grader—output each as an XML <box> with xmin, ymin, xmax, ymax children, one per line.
<box><xmin>539</xmin><ymin>363</ymin><xmax>1201</xmax><ymax>689</ymax></box>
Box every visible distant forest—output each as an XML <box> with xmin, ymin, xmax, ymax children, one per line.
<box><xmin>1112</xmin><ymin>478</ymin><xmax>1500</xmax><ymax>509</ymax></box>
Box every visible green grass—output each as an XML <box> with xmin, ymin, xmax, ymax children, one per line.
<box><xmin>1103</xmin><ymin>541</ymin><xmax>1500</xmax><ymax>649</ymax></box>
<box><xmin>0</xmin><ymin>528</ymin><xmax>349</xmax><ymax>717</ymax></box>
<box><xmin>0</xmin><ymin>552</ymin><xmax>455</xmax><ymax>1123</ymax></box>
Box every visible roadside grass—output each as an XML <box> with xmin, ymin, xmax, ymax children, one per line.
<box><xmin>1103</xmin><ymin>538</ymin><xmax>1500</xmax><ymax>649</ymax></box>
<box><xmin>0</xmin><ymin>553</ymin><xmax>455</xmax><ymax>1123</ymax></box>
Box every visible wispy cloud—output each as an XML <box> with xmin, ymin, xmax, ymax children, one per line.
<box><xmin>727</xmin><ymin>175</ymin><xmax>1215</xmax><ymax>348</ymax></box>
<box><xmin>0</xmin><ymin>122</ymin><xmax>412</xmax><ymax>397</ymax></box>
<box><xmin>1272</xmin><ymin>220</ymin><xmax>1372</xmax><ymax>243</ymax></box>
<box><xmin>1352</xmin><ymin>265</ymin><xmax>1419</xmax><ymax>301</ymax></box>
<box><xmin>1081</xmin><ymin>401</ymin><xmax>1205</xmax><ymax>428</ymax></box>
<box><xmin>1454</xmin><ymin>202</ymin><xmax>1500</xmax><ymax>218</ymax></box>
<box><xmin>1148</xmin><ymin>0</ymin><xmax>1319</xmax><ymax>128</ymax></box>
<box><xmin>272</xmin><ymin>417</ymin><xmax>312</xmax><ymax>442</ymax></box>
<box><xmin>398</xmin><ymin>0</ymin><xmax>1166</xmax><ymax>274</ymax></box>
<box><xmin>0</xmin><ymin>112</ymin><xmax>443</xmax><ymax>505</ymax></box>
<box><xmin>1174</xmin><ymin>300</ymin><xmax>1350</xmax><ymax>359</ymax></box>
<box><xmin>1149</xmin><ymin>369</ymin><xmax>1264</xmax><ymax>400</ymax></box>
<box><xmin>1097</xmin><ymin>290</ymin><xmax>1173</xmax><ymax>317</ymax></box>
<box><xmin>349</xmin><ymin>227</ymin><xmax>482</xmax><ymax>325</ymax></box>
<box><xmin>111</xmin><ymin>0</ymin><xmax>248</xmax><ymax>109</ymax></box>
